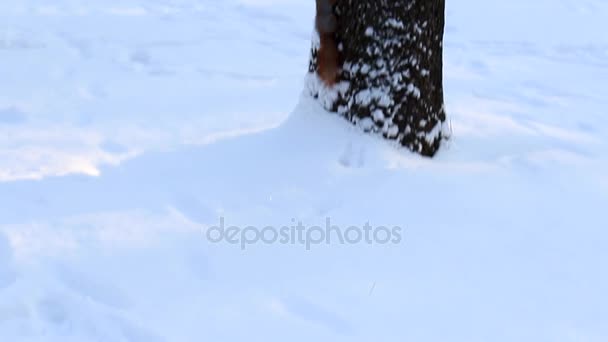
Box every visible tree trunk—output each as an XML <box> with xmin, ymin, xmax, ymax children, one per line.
<box><xmin>307</xmin><ymin>0</ymin><xmax>447</xmax><ymax>157</ymax></box>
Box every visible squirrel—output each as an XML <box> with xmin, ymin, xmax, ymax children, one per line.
<box><xmin>315</xmin><ymin>0</ymin><xmax>340</xmax><ymax>86</ymax></box>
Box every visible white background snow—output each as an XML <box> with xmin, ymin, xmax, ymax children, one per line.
<box><xmin>1</xmin><ymin>0</ymin><xmax>607</xmax><ymax>341</ymax></box>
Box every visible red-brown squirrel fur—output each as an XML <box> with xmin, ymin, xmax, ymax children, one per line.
<box><xmin>315</xmin><ymin>0</ymin><xmax>340</xmax><ymax>86</ymax></box>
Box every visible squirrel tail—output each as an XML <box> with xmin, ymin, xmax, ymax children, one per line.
<box><xmin>317</xmin><ymin>34</ymin><xmax>339</xmax><ymax>86</ymax></box>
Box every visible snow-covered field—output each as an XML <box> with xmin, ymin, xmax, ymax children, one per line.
<box><xmin>1</xmin><ymin>0</ymin><xmax>607</xmax><ymax>341</ymax></box>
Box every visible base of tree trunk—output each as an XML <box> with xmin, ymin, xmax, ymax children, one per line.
<box><xmin>307</xmin><ymin>0</ymin><xmax>448</xmax><ymax>157</ymax></box>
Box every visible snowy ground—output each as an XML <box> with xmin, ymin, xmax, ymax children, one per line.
<box><xmin>1</xmin><ymin>0</ymin><xmax>608</xmax><ymax>341</ymax></box>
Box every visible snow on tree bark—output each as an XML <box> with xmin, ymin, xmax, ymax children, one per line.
<box><xmin>307</xmin><ymin>0</ymin><xmax>448</xmax><ymax>157</ymax></box>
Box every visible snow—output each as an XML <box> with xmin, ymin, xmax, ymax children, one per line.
<box><xmin>1</xmin><ymin>0</ymin><xmax>608</xmax><ymax>341</ymax></box>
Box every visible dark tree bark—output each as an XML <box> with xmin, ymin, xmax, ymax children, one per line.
<box><xmin>308</xmin><ymin>0</ymin><xmax>447</xmax><ymax>157</ymax></box>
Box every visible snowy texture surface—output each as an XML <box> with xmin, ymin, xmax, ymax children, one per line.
<box><xmin>1</xmin><ymin>0</ymin><xmax>608</xmax><ymax>341</ymax></box>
